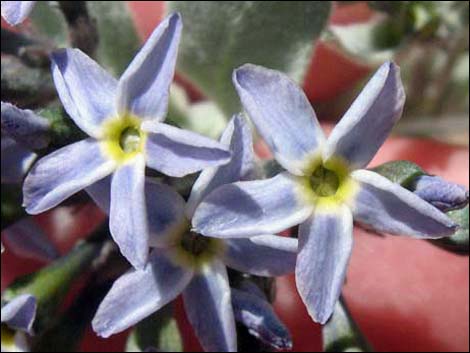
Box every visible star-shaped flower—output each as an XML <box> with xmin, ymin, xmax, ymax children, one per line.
<box><xmin>193</xmin><ymin>62</ymin><xmax>458</xmax><ymax>324</ymax></box>
<box><xmin>92</xmin><ymin>115</ymin><xmax>297</xmax><ymax>352</ymax></box>
<box><xmin>22</xmin><ymin>13</ymin><xmax>231</xmax><ymax>270</ymax></box>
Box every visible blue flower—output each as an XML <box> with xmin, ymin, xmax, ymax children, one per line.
<box><xmin>412</xmin><ymin>175</ymin><xmax>469</xmax><ymax>212</ymax></box>
<box><xmin>192</xmin><ymin>62</ymin><xmax>458</xmax><ymax>324</ymax></box>
<box><xmin>1</xmin><ymin>294</ymin><xmax>36</xmax><ymax>352</ymax></box>
<box><xmin>1</xmin><ymin>102</ymin><xmax>50</xmax><ymax>184</ymax></box>
<box><xmin>1</xmin><ymin>1</ymin><xmax>36</xmax><ymax>26</ymax></box>
<box><xmin>22</xmin><ymin>14</ymin><xmax>231</xmax><ymax>270</ymax></box>
<box><xmin>92</xmin><ymin>115</ymin><xmax>297</xmax><ymax>352</ymax></box>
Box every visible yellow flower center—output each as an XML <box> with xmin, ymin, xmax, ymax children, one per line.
<box><xmin>309</xmin><ymin>165</ymin><xmax>340</xmax><ymax>197</ymax></box>
<box><xmin>100</xmin><ymin>114</ymin><xmax>147</xmax><ymax>164</ymax></box>
<box><xmin>297</xmin><ymin>156</ymin><xmax>358</xmax><ymax>211</ymax></box>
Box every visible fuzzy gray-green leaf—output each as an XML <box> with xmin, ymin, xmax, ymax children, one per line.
<box><xmin>167</xmin><ymin>1</ymin><xmax>331</xmax><ymax>114</ymax></box>
<box><xmin>88</xmin><ymin>1</ymin><xmax>140</xmax><ymax>76</ymax></box>
<box><xmin>371</xmin><ymin>160</ymin><xmax>426</xmax><ymax>187</ymax></box>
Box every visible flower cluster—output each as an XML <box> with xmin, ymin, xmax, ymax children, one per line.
<box><xmin>192</xmin><ymin>61</ymin><xmax>458</xmax><ymax>324</ymax></box>
<box><xmin>1</xmin><ymin>9</ymin><xmax>465</xmax><ymax>352</ymax></box>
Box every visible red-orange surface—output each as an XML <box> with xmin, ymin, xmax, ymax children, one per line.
<box><xmin>1</xmin><ymin>2</ymin><xmax>468</xmax><ymax>352</ymax></box>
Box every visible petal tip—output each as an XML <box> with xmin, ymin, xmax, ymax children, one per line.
<box><xmin>233</xmin><ymin>63</ymin><xmax>260</xmax><ymax>86</ymax></box>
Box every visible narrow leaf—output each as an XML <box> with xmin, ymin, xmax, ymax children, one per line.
<box><xmin>2</xmin><ymin>234</ymin><xmax>105</xmax><ymax>333</ymax></box>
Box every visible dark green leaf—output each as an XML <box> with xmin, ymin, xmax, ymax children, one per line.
<box><xmin>1</xmin><ymin>184</ymin><xmax>25</xmax><ymax>231</ymax></box>
<box><xmin>167</xmin><ymin>1</ymin><xmax>331</xmax><ymax>114</ymax></box>
<box><xmin>31</xmin><ymin>281</ymin><xmax>113</xmax><ymax>352</ymax></box>
<box><xmin>38</xmin><ymin>106</ymin><xmax>87</xmax><ymax>151</ymax></box>
<box><xmin>1</xmin><ymin>56</ymin><xmax>56</xmax><ymax>107</ymax></box>
<box><xmin>1</xmin><ymin>28</ymin><xmax>35</xmax><ymax>56</ymax></box>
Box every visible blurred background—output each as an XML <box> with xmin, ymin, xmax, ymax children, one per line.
<box><xmin>1</xmin><ymin>1</ymin><xmax>469</xmax><ymax>352</ymax></box>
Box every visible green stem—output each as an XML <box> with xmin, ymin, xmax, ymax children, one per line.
<box><xmin>323</xmin><ymin>296</ymin><xmax>373</xmax><ymax>352</ymax></box>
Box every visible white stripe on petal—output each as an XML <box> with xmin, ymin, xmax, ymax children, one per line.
<box><xmin>23</xmin><ymin>138</ymin><xmax>116</xmax><ymax>214</ymax></box>
<box><xmin>193</xmin><ymin>172</ymin><xmax>313</xmax><ymax>238</ymax></box>
<box><xmin>186</xmin><ymin>114</ymin><xmax>255</xmax><ymax>218</ymax></box>
<box><xmin>51</xmin><ymin>49</ymin><xmax>118</xmax><ymax>138</ymax></box>
<box><xmin>117</xmin><ymin>13</ymin><xmax>182</xmax><ymax>121</ymax></box>
<box><xmin>92</xmin><ymin>250</ymin><xmax>193</xmax><ymax>338</ymax></box>
<box><xmin>324</xmin><ymin>62</ymin><xmax>405</xmax><ymax>170</ymax></box>
<box><xmin>223</xmin><ymin>236</ymin><xmax>298</xmax><ymax>277</ymax></box>
<box><xmin>350</xmin><ymin>169</ymin><xmax>457</xmax><ymax>238</ymax></box>
<box><xmin>143</xmin><ymin>122</ymin><xmax>231</xmax><ymax>177</ymax></box>
<box><xmin>110</xmin><ymin>155</ymin><xmax>148</xmax><ymax>269</ymax></box>
<box><xmin>233</xmin><ymin>64</ymin><xmax>325</xmax><ymax>176</ymax></box>
<box><xmin>296</xmin><ymin>205</ymin><xmax>353</xmax><ymax>324</ymax></box>
<box><xmin>183</xmin><ymin>260</ymin><xmax>236</xmax><ymax>352</ymax></box>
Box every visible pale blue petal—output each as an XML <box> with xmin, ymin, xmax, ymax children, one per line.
<box><xmin>413</xmin><ymin>175</ymin><xmax>469</xmax><ymax>212</ymax></box>
<box><xmin>1</xmin><ymin>1</ymin><xmax>35</xmax><ymax>25</ymax></box>
<box><xmin>233</xmin><ymin>64</ymin><xmax>325</xmax><ymax>176</ymax></box>
<box><xmin>182</xmin><ymin>260</ymin><xmax>236</xmax><ymax>352</ymax></box>
<box><xmin>231</xmin><ymin>287</ymin><xmax>292</xmax><ymax>350</ymax></box>
<box><xmin>145</xmin><ymin>180</ymin><xmax>187</xmax><ymax>248</ymax></box>
<box><xmin>85</xmin><ymin>176</ymin><xmax>111</xmax><ymax>214</ymax></box>
<box><xmin>193</xmin><ymin>172</ymin><xmax>313</xmax><ymax>238</ymax></box>
<box><xmin>92</xmin><ymin>249</ymin><xmax>193</xmax><ymax>338</ymax></box>
<box><xmin>296</xmin><ymin>206</ymin><xmax>353</xmax><ymax>324</ymax></box>
<box><xmin>117</xmin><ymin>13</ymin><xmax>182</xmax><ymax>120</ymax></box>
<box><xmin>1</xmin><ymin>135</ymin><xmax>36</xmax><ymax>184</ymax></box>
<box><xmin>2</xmin><ymin>217</ymin><xmax>59</xmax><ymax>262</ymax></box>
<box><xmin>110</xmin><ymin>156</ymin><xmax>148</xmax><ymax>269</ymax></box>
<box><xmin>186</xmin><ymin>114</ymin><xmax>255</xmax><ymax>217</ymax></box>
<box><xmin>23</xmin><ymin>138</ymin><xmax>116</xmax><ymax>214</ymax></box>
<box><xmin>1</xmin><ymin>102</ymin><xmax>50</xmax><ymax>150</ymax></box>
<box><xmin>143</xmin><ymin>122</ymin><xmax>231</xmax><ymax>177</ymax></box>
<box><xmin>51</xmin><ymin>49</ymin><xmax>118</xmax><ymax>137</ymax></box>
<box><xmin>223</xmin><ymin>235</ymin><xmax>297</xmax><ymax>276</ymax></box>
<box><xmin>1</xmin><ymin>294</ymin><xmax>36</xmax><ymax>334</ymax></box>
<box><xmin>351</xmin><ymin>170</ymin><xmax>458</xmax><ymax>238</ymax></box>
<box><xmin>324</xmin><ymin>62</ymin><xmax>405</xmax><ymax>169</ymax></box>
<box><xmin>87</xmin><ymin>176</ymin><xmax>187</xmax><ymax>249</ymax></box>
